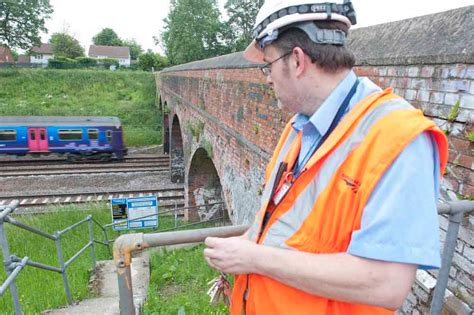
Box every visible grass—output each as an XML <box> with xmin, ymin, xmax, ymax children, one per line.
<box><xmin>0</xmin><ymin>204</ymin><xmax>229</xmax><ymax>314</ymax></box>
<box><xmin>0</xmin><ymin>205</ymin><xmax>111</xmax><ymax>314</ymax></box>
<box><xmin>0</xmin><ymin>69</ymin><xmax>161</xmax><ymax>147</ymax></box>
<box><xmin>142</xmin><ymin>245</ymin><xmax>230</xmax><ymax>315</ymax></box>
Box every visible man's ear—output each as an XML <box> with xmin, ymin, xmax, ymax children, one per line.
<box><xmin>293</xmin><ymin>47</ymin><xmax>306</xmax><ymax>77</ymax></box>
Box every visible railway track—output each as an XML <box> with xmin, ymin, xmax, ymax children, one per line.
<box><xmin>0</xmin><ymin>188</ymin><xmax>185</xmax><ymax>213</ymax></box>
<box><xmin>0</xmin><ymin>154</ymin><xmax>169</xmax><ymax>167</ymax></box>
<box><xmin>0</xmin><ymin>162</ymin><xmax>169</xmax><ymax>177</ymax></box>
<box><xmin>0</xmin><ymin>155</ymin><xmax>170</xmax><ymax>177</ymax></box>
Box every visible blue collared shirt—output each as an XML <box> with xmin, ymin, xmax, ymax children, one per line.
<box><xmin>292</xmin><ymin>71</ymin><xmax>441</xmax><ymax>269</ymax></box>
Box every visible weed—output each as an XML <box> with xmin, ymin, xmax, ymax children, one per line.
<box><xmin>447</xmin><ymin>100</ymin><xmax>460</xmax><ymax>122</ymax></box>
<box><xmin>465</xmin><ymin>131</ymin><xmax>474</xmax><ymax>143</ymax></box>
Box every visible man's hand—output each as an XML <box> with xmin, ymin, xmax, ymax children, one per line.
<box><xmin>203</xmin><ymin>236</ymin><xmax>258</xmax><ymax>274</ymax></box>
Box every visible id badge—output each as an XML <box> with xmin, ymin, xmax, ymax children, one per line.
<box><xmin>272</xmin><ymin>181</ymin><xmax>291</xmax><ymax>205</ymax></box>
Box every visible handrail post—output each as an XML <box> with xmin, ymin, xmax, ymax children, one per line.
<box><xmin>55</xmin><ymin>232</ymin><xmax>73</xmax><ymax>305</ymax></box>
<box><xmin>174</xmin><ymin>201</ymin><xmax>178</xmax><ymax>228</ymax></box>
<box><xmin>88</xmin><ymin>216</ymin><xmax>96</xmax><ymax>271</ymax></box>
<box><xmin>429</xmin><ymin>201</ymin><xmax>472</xmax><ymax>315</ymax></box>
<box><xmin>113</xmin><ymin>225</ymin><xmax>249</xmax><ymax>314</ymax></box>
<box><xmin>114</xmin><ymin>233</ymin><xmax>144</xmax><ymax>315</ymax></box>
<box><xmin>0</xmin><ymin>203</ymin><xmax>22</xmax><ymax>315</ymax></box>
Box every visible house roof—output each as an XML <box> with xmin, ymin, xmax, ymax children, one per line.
<box><xmin>17</xmin><ymin>55</ymin><xmax>30</xmax><ymax>63</ymax></box>
<box><xmin>0</xmin><ymin>116</ymin><xmax>122</xmax><ymax>127</ymax></box>
<box><xmin>0</xmin><ymin>46</ymin><xmax>14</xmax><ymax>63</ymax></box>
<box><xmin>30</xmin><ymin>43</ymin><xmax>53</xmax><ymax>54</ymax></box>
<box><xmin>88</xmin><ymin>45</ymin><xmax>130</xmax><ymax>59</ymax></box>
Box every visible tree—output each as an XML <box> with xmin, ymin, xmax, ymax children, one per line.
<box><xmin>138</xmin><ymin>50</ymin><xmax>168</xmax><ymax>72</ymax></box>
<box><xmin>0</xmin><ymin>0</ymin><xmax>53</xmax><ymax>49</ymax></box>
<box><xmin>122</xmin><ymin>38</ymin><xmax>143</xmax><ymax>60</ymax></box>
<box><xmin>11</xmin><ymin>49</ymin><xmax>18</xmax><ymax>61</ymax></box>
<box><xmin>161</xmin><ymin>0</ymin><xmax>230</xmax><ymax>65</ymax></box>
<box><xmin>49</xmin><ymin>32</ymin><xmax>84</xmax><ymax>59</ymax></box>
<box><xmin>92</xmin><ymin>28</ymin><xmax>123</xmax><ymax>46</ymax></box>
<box><xmin>224</xmin><ymin>0</ymin><xmax>264</xmax><ymax>52</ymax></box>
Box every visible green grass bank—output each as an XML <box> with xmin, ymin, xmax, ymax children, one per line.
<box><xmin>0</xmin><ymin>69</ymin><xmax>161</xmax><ymax>147</ymax></box>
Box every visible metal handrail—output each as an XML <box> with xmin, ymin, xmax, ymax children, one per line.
<box><xmin>0</xmin><ymin>201</ymin><xmax>111</xmax><ymax>314</ymax></box>
<box><xmin>0</xmin><ymin>199</ymin><xmax>223</xmax><ymax>314</ymax></box>
<box><xmin>113</xmin><ymin>200</ymin><xmax>474</xmax><ymax>315</ymax></box>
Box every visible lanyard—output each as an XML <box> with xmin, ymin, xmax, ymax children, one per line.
<box><xmin>260</xmin><ymin>78</ymin><xmax>360</xmax><ymax>237</ymax></box>
<box><xmin>292</xmin><ymin>78</ymin><xmax>360</xmax><ymax>177</ymax></box>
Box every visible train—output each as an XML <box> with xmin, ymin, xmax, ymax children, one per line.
<box><xmin>0</xmin><ymin>116</ymin><xmax>127</xmax><ymax>162</ymax></box>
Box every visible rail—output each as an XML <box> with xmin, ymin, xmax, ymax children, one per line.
<box><xmin>0</xmin><ymin>201</ymin><xmax>111</xmax><ymax>315</ymax></box>
<box><xmin>113</xmin><ymin>200</ymin><xmax>474</xmax><ymax>315</ymax></box>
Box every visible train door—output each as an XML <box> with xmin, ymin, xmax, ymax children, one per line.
<box><xmin>28</xmin><ymin>128</ymin><xmax>48</xmax><ymax>152</ymax></box>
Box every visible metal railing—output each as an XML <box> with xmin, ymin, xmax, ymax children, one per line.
<box><xmin>0</xmin><ymin>201</ymin><xmax>111</xmax><ymax>315</ymax></box>
<box><xmin>113</xmin><ymin>200</ymin><xmax>474</xmax><ymax>315</ymax></box>
<box><xmin>0</xmin><ymin>199</ymin><xmax>228</xmax><ymax>314</ymax></box>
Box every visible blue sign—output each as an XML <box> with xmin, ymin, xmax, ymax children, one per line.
<box><xmin>111</xmin><ymin>196</ymin><xmax>158</xmax><ymax>231</ymax></box>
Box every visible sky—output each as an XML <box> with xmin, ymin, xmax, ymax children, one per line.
<box><xmin>41</xmin><ymin>0</ymin><xmax>473</xmax><ymax>55</ymax></box>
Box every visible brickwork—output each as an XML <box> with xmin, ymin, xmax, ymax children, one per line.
<box><xmin>187</xmin><ymin>148</ymin><xmax>223</xmax><ymax>222</ymax></box>
<box><xmin>157</xmin><ymin>6</ymin><xmax>473</xmax><ymax>313</ymax></box>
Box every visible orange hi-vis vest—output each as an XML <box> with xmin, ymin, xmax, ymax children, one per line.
<box><xmin>231</xmin><ymin>89</ymin><xmax>448</xmax><ymax>315</ymax></box>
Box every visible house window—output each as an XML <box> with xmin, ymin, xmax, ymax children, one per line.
<box><xmin>0</xmin><ymin>130</ymin><xmax>16</xmax><ymax>141</ymax></box>
<box><xmin>106</xmin><ymin>130</ymin><xmax>112</xmax><ymax>143</ymax></box>
<box><xmin>88</xmin><ymin>129</ymin><xmax>99</xmax><ymax>140</ymax></box>
<box><xmin>58</xmin><ymin>129</ymin><xmax>83</xmax><ymax>141</ymax></box>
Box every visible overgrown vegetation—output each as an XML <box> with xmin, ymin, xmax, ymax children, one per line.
<box><xmin>0</xmin><ymin>69</ymin><xmax>161</xmax><ymax>146</ymax></box>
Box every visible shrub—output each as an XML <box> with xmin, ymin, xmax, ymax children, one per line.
<box><xmin>48</xmin><ymin>56</ymin><xmax>78</xmax><ymax>69</ymax></box>
<box><xmin>97</xmin><ymin>58</ymin><xmax>119</xmax><ymax>69</ymax></box>
<box><xmin>76</xmin><ymin>57</ymin><xmax>98</xmax><ymax>67</ymax></box>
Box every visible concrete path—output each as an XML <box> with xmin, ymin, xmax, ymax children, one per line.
<box><xmin>42</xmin><ymin>253</ymin><xmax>150</xmax><ymax>315</ymax></box>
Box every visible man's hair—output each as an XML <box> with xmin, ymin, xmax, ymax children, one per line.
<box><xmin>272</xmin><ymin>20</ymin><xmax>355</xmax><ymax>72</ymax></box>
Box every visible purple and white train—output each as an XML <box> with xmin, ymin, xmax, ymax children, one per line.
<box><xmin>0</xmin><ymin>116</ymin><xmax>127</xmax><ymax>161</ymax></box>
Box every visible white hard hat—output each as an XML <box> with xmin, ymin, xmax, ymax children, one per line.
<box><xmin>244</xmin><ymin>1</ymin><xmax>357</xmax><ymax>63</ymax></box>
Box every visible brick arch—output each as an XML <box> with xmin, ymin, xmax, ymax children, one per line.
<box><xmin>170</xmin><ymin>114</ymin><xmax>184</xmax><ymax>183</ymax></box>
<box><xmin>186</xmin><ymin>147</ymin><xmax>227</xmax><ymax>223</ymax></box>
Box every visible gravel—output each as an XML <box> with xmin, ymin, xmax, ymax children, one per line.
<box><xmin>0</xmin><ymin>145</ymin><xmax>182</xmax><ymax>197</ymax></box>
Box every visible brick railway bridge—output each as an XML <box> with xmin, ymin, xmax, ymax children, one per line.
<box><xmin>156</xmin><ymin>7</ymin><xmax>473</xmax><ymax>313</ymax></box>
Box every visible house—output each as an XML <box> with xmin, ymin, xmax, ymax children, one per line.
<box><xmin>88</xmin><ymin>45</ymin><xmax>131</xmax><ymax>67</ymax></box>
<box><xmin>0</xmin><ymin>46</ymin><xmax>14</xmax><ymax>63</ymax></box>
<box><xmin>30</xmin><ymin>43</ymin><xmax>54</xmax><ymax>66</ymax></box>
<box><xmin>17</xmin><ymin>55</ymin><xmax>30</xmax><ymax>64</ymax></box>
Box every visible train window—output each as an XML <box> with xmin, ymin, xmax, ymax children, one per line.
<box><xmin>88</xmin><ymin>129</ymin><xmax>99</xmax><ymax>140</ymax></box>
<box><xmin>0</xmin><ymin>130</ymin><xmax>16</xmax><ymax>141</ymax></box>
<box><xmin>106</xmin><ymin>130</ymin><xmax>112</xmax><ymax>143</ymax></box>
<box><xmin>40</xmin><ymin>130</ymin><xmax>45</xmax><ymax>140</ymax></box>
<box><xmin>30</xmin><ymin>130</ymin><xmax>36</xmax><ymax>140</ymax></box>
<box><xmin>58</xmin><ymin>129</ymin><xmax>83</xmax><ymax>141</ymax></box>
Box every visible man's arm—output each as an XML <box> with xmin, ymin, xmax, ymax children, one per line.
<box><xmin>204</xmin><ymin>236</ymin><xmax>416</xmax><ymax>310</ymax></box>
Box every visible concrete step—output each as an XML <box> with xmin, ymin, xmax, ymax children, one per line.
<box><xmin>41</xmin><ymin>253</ymin><xmax>150</xmax><ymax>315</ymax></box>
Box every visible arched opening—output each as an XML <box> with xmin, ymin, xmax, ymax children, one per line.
<box><xmin>162</xmin><ymin>101</ymin><xmax>170</xmax><ymax>155</ymax></box>
<box><xmin>170</xmin><ymin>115</ymin><xmax>184</xmax><ymax>183</ymax></box>
<box><xmin>187</xmin><ymin>148</ymin><xmax>227</xmax><ymax>223</ymax></box>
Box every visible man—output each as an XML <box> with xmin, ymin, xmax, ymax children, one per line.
<box><xmin>204</xmin><ymin>1</ymin><xmax>448</xmax><ymax>314</ymax></box>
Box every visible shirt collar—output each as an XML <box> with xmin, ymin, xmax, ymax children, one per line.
<box><xmin>292</xmin><ymin>70</ymin><xmax>357</xmax><ymax>135</ymax></box>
